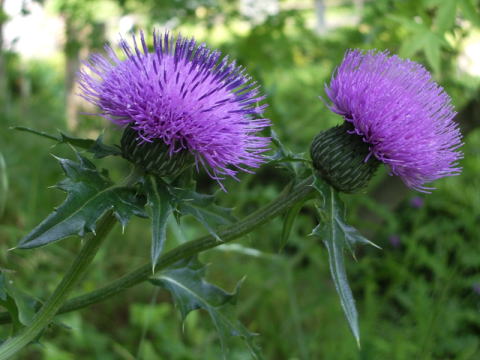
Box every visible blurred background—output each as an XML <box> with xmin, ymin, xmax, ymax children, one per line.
<box><xmin>0</xmin><ymin>0</ymin><xmax>480</xmax><ymax>359</ymax></box>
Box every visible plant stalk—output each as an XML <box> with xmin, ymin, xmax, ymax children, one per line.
<box><xmin>0</xmin><ymin>167</ymin><xmax>143</xmax><ymax>359</ymax></box>
<box><xmin>0</xmin><ymin>176</ymin><xmax>315</xmax><ymax>327</ymax></box>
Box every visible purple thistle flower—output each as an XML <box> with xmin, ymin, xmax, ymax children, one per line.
<box><xmin>388</xmin><ymin>235</ymin><xmax>401</xmax><ymax>248</ymax></box>
<box><xmin>410</xmin><ymin>196</ymin><xmax>424</xmax><ymax>209</ymax></box>
<box><xmin>325</xmin><ymin>49</ymin><xmax>463</xmax><ymax>192</ymax></box>
<box><xmin>472</xmin><ymin>283</ymin><xmax>480</xmax><ymax>295</ymax></box>
<box><xmin>78</xmin><ymin>31</ymin><xmax>271</xmax><ymax>183</ymax></box>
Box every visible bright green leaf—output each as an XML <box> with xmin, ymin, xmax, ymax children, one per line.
<box><xmin>17</xmin><ymin>153</ymin><xmax>146</xmax><ymax>249</ymax></box>
<box><xmin>459</xmin><ymin>0</ymin><xmax>480</xmax><ymax>26</ymax></box>
<box><xmin>434</xmin><ymin>0</ymin><xmax>456</xmax><ymax>33</ymax></box>
<box><xmin>151</xmin><ymin>257</ymin><xmax>263</xmax><ymax>359</ymax></box>
<box><xmin>399</xmin><ymin>32</ymin><xmax>429</xmax><ymax>58</ymax></box>
<box><xmin>144</xmin><ymin>176</ymin><xmax>174</xmax><ymax>271</ymax></box>
<box><xmin>424</xmin><ymin>36</ymin><xmax>441</xmax><ymax>74</ymax></box>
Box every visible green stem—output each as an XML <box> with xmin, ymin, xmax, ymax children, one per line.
<box><xmin>0</xmin><ymin>167</ymin><xmax>143</xmax><ymax>359</ymax></box>
<box><xmin>0</xmin><ymin>176</ymin><xmax>315</xmax><ymax>326</ymax></box>
<box><xmin>0</xmin><ymin>214</ymin><xmax>116</xmax><ymax>359</ymax></box>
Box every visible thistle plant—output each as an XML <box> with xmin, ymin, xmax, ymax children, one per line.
<box><xmin>0</xmin><ymin>36</ymin><xmax>463</xmax><ymax>359</ymax></box>
<box><xmin>79</xmin><ymin>32</ymin><xmax>271</xmax><ymax>182</ymax></box>
<box><xmin>311</xmin><ymin>49</ymin><xmax>462</xmax><ymax>193</ymax></box>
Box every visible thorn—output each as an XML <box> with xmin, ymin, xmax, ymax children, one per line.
<box><xmin>7</xmin><ymin>246</ymin><xmax>17</xmax><ymax>252</ymax></box>
<box><xmin>49</xmin><ymin>153</ymin><xmax>62</xmax><ymax>161</ymax></box>
<box><xmin>68</xmin><ymin>143</ymin><xmax>77</xmax><ymax>152</ymax></box>
<box><xmin>368</xmin><ymin>241</ymin><xmax>382</xmax><ymax>250</ymax></box>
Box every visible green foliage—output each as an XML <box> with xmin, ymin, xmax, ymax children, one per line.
<box><xmin>279</xmin><ymin>200</ymin><xmax>305</xmax><ymax>251</ymax></box>
<box><xmin>0</xmin><ymin>272</ymin><xmax>37</xmax><ymax>335</ymax></box>
<box><xmin>311</xmin><ymin>175</ymin><xmax>379</xmax><ymax>345</ymax></box>
<box><xmin>0</xmin><ymin>153</ymin><xmax>7</xmax><ymax>219</ymax></box>
<box><xmin>11</xmin><ymin>127</ymin><xmax>121</xmax><ymax>158</ymax></box>
<box><xmin>17</xmin><ymin>153</ymin><xmax>146</xmax><ymax>249</ymax></box>
<box><xmin>144</xmin><ymin>176</ymin><xmax>173</xmax><ymax>270</ymax></box>
<box><xmin>268</xmin><ymin>129</ymin><xmax>308</xmax><ymax>178</ymax></box>
<box><xmin>151</xmin><ymin>257</ymin><xmax>262</xmax><ymax>359</ymax></box>
<box><xmin>173</xmin><ymin>188</ymin><xmax>236</xmax><ymax>242</ymax></box>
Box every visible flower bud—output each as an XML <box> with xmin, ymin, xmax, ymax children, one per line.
<box><xmin>310</xmin><ymin>122</ymin><xmax>380</xmax><ymax>193</ymax></box>
<box><xmin>121</xmin><ymin>125</ymin><xmax>194</xmax><ymax>178</ymax></box>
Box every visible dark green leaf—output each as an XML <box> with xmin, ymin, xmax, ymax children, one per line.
<box><xmin>0</xmin><ymin>152</ymin><xmax>7</xmax><ymax>218</ymax></box>
<box><xmin>279</xmin><ymin>198</ymin><xmax>305</xmax><ymax>251</ymax></box>
<box><xmin>0</xmin><ymin>274</ymin><xmax>7</xmax><ymax>302</ymax></box>
<box><xmin>0</xmin><ymin>272</ymin><xmax>38</xmax><ymax>334</ymax></box>
<box><xmin>317</xmin><ymin>225</ymin><xmax>360</xmax><ymax>345</ymax></box>
<box><xmin>17</xmin><ymin>153</ymin><xmax>146</xmax><ymax>249</ymax></box>
<box><xmin>174</xmin><ymin>189</ymin><xmax>236</xmax><ymax>241</ymax></box>
<box><xmin>311</xmin><ymin>175</ymin><xmax>379</xmax><ymax>346</ymax></box>
<box><xmin>11</xmin><ymin>126</ymin><xmax>59</xmax><ymax>141</ymax></box>
<box><xmin>144</xmin><ymin>176</ymin><xmax>173</xmax><ymax>271</ymax></box>
<box><xmin>61</xmin><ymin>133</ymin><xmax>122</xmax><ymax>158</ymax></box>
<box><xmin>11</xmin><ymin>126</ymin><xmax>121</xmax><ymax>158</ymax></box>
<box><xmin>267</xmin><ymin>130</ymin><xmax>307</xmax><ymax>176</ymax></box>
<box><xmin>151</xmin><ymin>257</ymin><xmax>263</xmax><ymax>359</ymax></box>
<box><xmin>312</xmin><ymin>176</ymin><xmax>379</xmax><ymax>254</ymax></box>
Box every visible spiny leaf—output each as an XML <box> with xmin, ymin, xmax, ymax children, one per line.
<box><xmin>267</xmin><ymin>130</ymin><xmax>307</xmax><ymax>176</ymax></box>
<box><xmin>312</xmin><ymin>176</ymin><xmax>379</xmax><ymax>254</ymax></box>
<box><xmin>11</xmin><ymin>126</ymin><xmax>58</xmax><ymax>141</ymax></box>
<box><xmin>11</xmin><ymin>126</ymin><xmax>121</xmax><ymax>158</ymax></box>
<box><xmin>279</xmin><ymin>198</ymin><xmax>305</xmax><ymax>251</ymax></box>
<box><xmin>17</xmin><ymin>153</ymin><xmax>146</xmax><ymax>249</ymax></box>
<box><xmin>0</xmin><ymin>275</ymin><xmax>6</xmax><ymax>301</ymax></box>
<box><xmin>311</xmin><ymin>175</ymin><xmax>380</xmax><ymax>346</ymax></box>
<box><xmin>0</xmin><ymin>272</ymin><xmax>38</xmax><ymax>334</ymax></box>
<box><xmin>151</xmin><ymin>257</ymin><xmax>263</xmax><ymax>360</ymax></box>
<box><xmin>144</xmin><ymin>176</ymin><xmax>173</xmax><ymax>271</ymax></box>
<box><xmin>173</xmin><ymin>189</ymin><xmax>236</xmax><ymax>241</ymax></box>
<box><xmin>0</xmin><ymin>152</ymin><xmax>7</xmax><ymax>218</ymax></box>
<box><xmin>319</xmin><ymin>228</ymin><xmax>360</xmax><ymax>346</ymax></box>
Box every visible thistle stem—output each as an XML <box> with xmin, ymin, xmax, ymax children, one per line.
<box><xmin>0</xmin><ymin>167</ymin><xmax>143</xmax><ymax>360</ymax></box>
<box><xmin>0</xmin><ymin>176</ymin><xmax>315</xmax><ymax>328</ymax></box>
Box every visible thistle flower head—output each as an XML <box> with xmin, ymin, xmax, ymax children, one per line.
<box><xmin>324</xmin><ymin>49</ymin><xmax>462</xmax><ymax>192</ymax></box>
<box><xmin>79</xmin><ymin>31</ymin><xmax>270</xmax><ymax>183</ymax></box>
